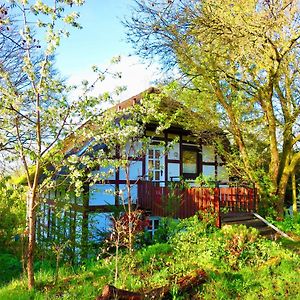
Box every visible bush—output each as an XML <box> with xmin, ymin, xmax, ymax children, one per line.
<box><xmin>219</xmin><ymin>225</ymin><xmax>260</xmax><ymax>269</ymax></box>
<box><xmin>0</xmin><ymin>253</ymin><xmax>22</xmax><ymax>286</ymax></box>
<box><xmin>170</xmin><ymin>213</ymin><xmax>218</xmax><ymax>245</ymax></box>
<box><xmin>1</xmin><ymin>215</ymin><xmax>300</xmax><ymax>299</ymax></box>
<box><xmin>273</xmin><ymin>215</ymin><xmax>300</xmax><ymax>236</ymax></box>
<box><xmin>153</xmin><ymin>217</ymin><xmax>179</xmax><ymax>243</ymax></box>
<box><xmin>0</xmin><ymin>177</ymin><xmax>26</xmax><ymax>254</ymax></box>
<box><xmin>136</xmin><ymin>243</ymin><xmax>172</xmax><ymax>264</ymax></box>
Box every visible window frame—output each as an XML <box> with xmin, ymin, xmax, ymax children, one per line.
<box><xmin>182</xmin><ymin>146</ymin><xmax>200</xmax><ymax>180</ymax></box>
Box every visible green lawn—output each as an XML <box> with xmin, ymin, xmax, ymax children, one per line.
<box><xmin>1</xmin><ymin>216</ymin><xmax>299</xmax><ymax>299</ymax></box>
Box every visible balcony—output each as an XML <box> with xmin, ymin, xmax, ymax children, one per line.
<box><xmin>137</xmin><ymin>181</ymin><xmax>258</xmax><ymax>227</ymax></box>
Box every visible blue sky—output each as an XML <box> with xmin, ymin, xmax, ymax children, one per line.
<box><xmin>55</xmin><ymin>0</ymin><xmax>160</xmax><ymax>100</ymax></box>
<box><xmin>56</xmin><ymin>0</ymin><xmax>132</xmax><ymax>75</ymax></box>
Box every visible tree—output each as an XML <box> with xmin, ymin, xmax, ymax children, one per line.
<box><xmin>125</xmin><ymin>0</ymin><xmax>300</xmax><ymax>215</ymax></box>
<box><xmin>0</xmin><ymin>0</ymin><xmax>104</xmax><ymax>289</ymax></box>
<box><xmin>0</xmin><ymin>5</ymin><xmax>39</xmax><ymax>172</ymax></box>
<box><xmin>0</xmin><ymin>176</ymin><xmax>26</xmax><ymax>253</ymax></box>
<box><xmin>77</xmin><ymin>89</ymin><xmax>182</xmax><ymax>251</ymax></box>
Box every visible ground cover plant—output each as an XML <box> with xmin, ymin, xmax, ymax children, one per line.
<box><xmin>0</xmin><ymin>215</ymin><xmax>299</xmax><ymax>299</ymax></box>
<box><xmin>273</xmin><ymin>215</ymin><xmax>300</xmax><ymax>237</ymax></box>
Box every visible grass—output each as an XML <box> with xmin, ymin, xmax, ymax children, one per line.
<box><xmin>1</xmin><ymin>216</ymin><xmax>300</xmax><ymax>299</ymax></box>
<box><xmin>0</xmin><ymin>252</ymin><xmax>23</xmax><ymax>286</ymax></box>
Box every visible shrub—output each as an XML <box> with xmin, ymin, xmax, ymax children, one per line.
<box><xmin>136</xmin><ymin>243</ymin><xmax>172</xmax><ymax>264</ymax></box>
<box><xmin>153</xmin><ymin>217</ymin><xmax>179</xmax><ymax>243</ymax></box>
<box><xmin>273</xmin><ymin>215</ymin><xmax>300</xmax><ymax>236</ymax></box>
<box><xmin>0</xmin><ymin>253</ymin><xmax>22</xmax><ymax>285</ymax></box>
<box><xmin>218</xmin><ymin>225</ymin><xmax>260</xmax><ymax>269</ymax></box>
<box><xmin>170</xmin><ymin>214</ymin><xmax>218</xmax><ymax>246</ymax></box>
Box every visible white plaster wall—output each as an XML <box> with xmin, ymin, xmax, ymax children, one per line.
<box><xmin>202</xmin><ymin>145</ymin><xmax>215</xmax><ymax>162</ymax></box>
<box><xmin>168</xmin><ymin>143</ymin><xmax>180</xmax><ymax>160</ymax></box>
<box><xmin>89</xmin><ymin>184</ymin><xmax>116</xmax><ymax>205</ymax></box>
<box><xmin>124</xmin><ymin>141</ymin><xmax>142</xmax><ymax>157</ymax></box>
<box><xmin>118</xmin><ymin>184</ymin><xmax>138</xmax><ymax>204</ymax></box>
<box><xmin>187</xmin><ymin>181</ymin><xmax>197</xmax><ymax>187</ymax></box>
<box><xmin>168</xmin><ymin>162</ymin><xmax>180</xmax><ymax>181</ymax></box>
<box><xmin>119</xmin><ymin>160</ymin><xmax>143</xmax><ymax>181</ymax></box>
<box><xmin>89</xmin><ymin>212</ymin><xmax>113</xmax><ymax>234</ymax></box>
<box><xmin>203</xmin><ymin>165</ymin><xmax>216</xmax><ymax>178</ymax></box>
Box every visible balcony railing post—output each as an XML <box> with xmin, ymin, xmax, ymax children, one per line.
<box><xmin>215</xmin><ymin>181</ymin><xmax>221</xmax><ymax>228</ymax></box>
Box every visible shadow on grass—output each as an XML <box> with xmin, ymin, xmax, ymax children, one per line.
<box><xmin>277</xmin><ymin>237</ymin><xmax>300</xmax><ymax>254</ymax></box>
<box><xmin>0</xmin><ymin>252</ymin><xmax>23</xmax><ymax>286</ymax></box>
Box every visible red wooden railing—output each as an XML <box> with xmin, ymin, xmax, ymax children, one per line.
<box><xmin>218</xmin><ymin>187</ymin><xmax>257</xmax><ymax>212</ymax></box>
<box><xmin>137</xmin><ymin>181</ymin><xmax>258</xmax><ymax>227</ymax></box>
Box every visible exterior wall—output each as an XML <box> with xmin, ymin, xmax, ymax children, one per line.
<box><xmin>89</xmin><ymin>184</ymin><xmax>115</xmax><ymax>205</ymax></box>
<box><xmin>87</xmin><ymin>128</ymin><xmax>229</xmax><ymax>234</ymax></box>
<box><xmin>88</xmin><ymin>212</ymin><xmax>113</xmax><ymax>242</ymax></box>
<box><xmin>39</xmin><ymin>128</ymin><xmax>229</xmax><ymax>248</ymax></box>
<box><xmin>118</xmin><ymin>160</ymin><xmax>143</xmax><ymax>181</ymax></box>
<box><xmin>37</xmin><ymin>191</ymin><xmax>83</xmax><ymax>263</ymax></box>
<box><xmin>168</xmin><ymin>162</ymin><xmax>180</xmax><ymax>181</ymax></box>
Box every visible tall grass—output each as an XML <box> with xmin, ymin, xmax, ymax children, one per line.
<box><xmin>0</xmin><ymin>215</ymin><xmax>299</xmax><ymax>299</ymax></box>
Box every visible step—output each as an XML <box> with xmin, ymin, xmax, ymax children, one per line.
<box><xmin>221</xmin><ymin>212</ymin><xmax>276</xmax><ymax>235</ymax></box>
<box><xmin>221</xmin><ymin>212</ymin><xmax>253</xmax><ymax>217</ymax></box>
<box><xmin>221</xmin><ymin>212</ymin><xmax>291</xmax><ymax>240</ymax></box>
<box><xmin>257</xmin><ymin>226</ymin><xmax>276</xmax><ymax>236</ymax></box>
<box><xmin>223</xmin><ymin>218</ymin><xmax>266</xmax><ymax>228</ymax></box>
<box><xmin>221</xmin><ymin>212</ymin><xmax>255</xmax><ymax>223</ymax></box>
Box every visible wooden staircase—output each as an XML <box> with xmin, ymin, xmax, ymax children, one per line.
<box><xmin>221</xmin><ymin>212</ymin><xmax>278</xmax><ymax>238</ymax></box>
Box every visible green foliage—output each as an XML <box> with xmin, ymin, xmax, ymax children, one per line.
<box><xmin>170</xmin><ymin>214</ymin><xmax>217</xmax><ymax>244</ymax></box>
<box><xmin>126</xmin><ymin>0</ymin><xmax>300</xmax><ymax>214</ymax></box>
<box><xmin>135</xmin><ymin>243</ymin><xmax>172</xmax><ymax>264</ymax></box>
<box><xmin>161</xmin><ymin>185</ymin><xmax>182</xmax><ymax>218</ymax></box>
<box><xmin>0</xmin><ymin>177</ymin><xmax>26</xmax><ymax>253</ymax></box>
<box><xmin>153</xmin><ymin>217</ymin><xmax>180</xmax><ymax>243</ymax></box>
<box><xmin>160</xmin><ymin>179</ymin><xmax>191</xmax><ymax>218</ymax></box>
<box><xmin>219</xmin><ymin>225</ymin><xmax>260</xmax><ymax>269</ymax></box>
<box><xmin>0</xmin><ymin>253</ymin><xmax>22</xmax><ymax>286</ymax></box>
<box><xmin>0</xmin><ymin>216</ymin><xmax>300</xmax><ymax>298</ymax></box>
<box><xmin>195</xmin><ymin>174</ymin><xmax>215</xmax><ymax>188</ymax></box>
<box><xmin>272</xmin><ymin>215</ymin><xmax>300</xmax><ymax>237</ymax></box>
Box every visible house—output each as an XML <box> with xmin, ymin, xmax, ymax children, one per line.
<box><xmin>37</xmin><ymin>88</ymin><xmax>257</xmax><ymax>257</ymax></box>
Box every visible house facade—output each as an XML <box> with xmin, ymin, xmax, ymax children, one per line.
<box><xmin>88</xmin><ymin>124</ymin><xmax>229</xmax><ymax>234</ymax></box>
<box><xmin>86</xmin><ymin>88</ymin><xmax>230</xmax><ymax>238</ymax></box>
<box><xmin>38</xmin><ymin>88</ymin><xmax>234</xmax><ymax>257</ymax></box>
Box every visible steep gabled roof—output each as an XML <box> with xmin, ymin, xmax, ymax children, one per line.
<box><xmin>113</xmin><ymin>87</ymin><xmax>159</xmax><ymax>111</ymax></box>
<box><xmin>62</xmin><ymin>87</ymin><xmax>159</xmax><ymax>155</ymax></box>
<box><xmin>63</xmin><ymin>86</ymin><xmax>226</xmax><ymax>156</ymax></box>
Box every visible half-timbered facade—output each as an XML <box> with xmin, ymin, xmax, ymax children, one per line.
<box><xmin>37</xmin><ymin>88</ymin><xmax>257</xmax><ymax>257</ymax></box>
<box><xmin>87</xmin><ymin>125</ymin><xmax>229</xmax><ymax>232</ymax></box>
<box><xmin>84</xmin><ymin>89</ymin><xmax>230</xmax><ymax>237</ymax></box>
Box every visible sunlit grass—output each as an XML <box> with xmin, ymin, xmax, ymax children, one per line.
<box><xmin>1</xmin><ymin>217</ymin><xmax>300</xmax><ymax>299</ymax></box>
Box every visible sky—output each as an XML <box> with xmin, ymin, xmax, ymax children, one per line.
<box><xmin>54</xmin><ymin>0</ymin><xmax>161</xmax><ymax>101</ymax></box>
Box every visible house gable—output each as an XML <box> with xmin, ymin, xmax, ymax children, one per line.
<box><xmin>39</xmin><ymin>88</ymin><xmax>230</xmax><ymax>256</ymax></box>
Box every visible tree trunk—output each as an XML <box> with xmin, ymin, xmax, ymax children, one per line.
<box><xmin>292</xmin><ymin>171</ymin><xmax>298</xmax><ymax>216</ymax></box>
<box><xmin>27</xmin><ymin>190</ymin><xmax>36</xmax><ymax>289</ymax></box>
<box><xmin>96</xmin><ymin>285</ymin><xmax>142</xmax><ymax>300</ymax></box>
<box><xmin>81</xmin><ymin>187</ymin><xmax>89</xmax><ymax>260</ymax></box>
<box><xmin>277</xmin><ymin>153</ymin><xmax>300</xmax><ymax>217</ymax></box>
<box><xmin>96</xmin><ymin>269</ymin><xmax>207</xmax><ymax>300</ymax></box>
<box><xmin>277</xmin><ymin>169</ymin><xmax>290</xmax><ymax>216</ymax></box>
<box><xmin>125</xmin><ymin>163</ymin><xmax>133</xmax><ymax>251</ymax></box>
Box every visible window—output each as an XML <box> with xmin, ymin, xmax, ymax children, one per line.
<box><xmin>146</xmin><ymin>217</ymin><xmax>160</xmax><ymax>237</ymax></box>
<box><xmin>148</xmin><ymin>148</ymin><xmax>162</xmax><ymax>181</ymax></box>
<box><xmin>182</xmin><ymin>148</ymin><xmax>198</xmax><ymax>179</ymax></box>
